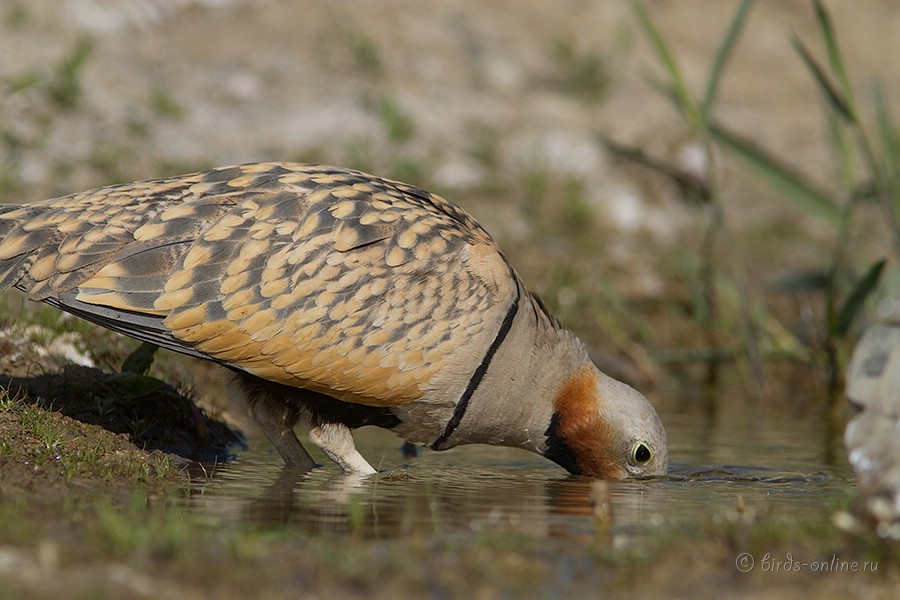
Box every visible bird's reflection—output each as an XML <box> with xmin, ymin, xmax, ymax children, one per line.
<box><xmin>187</xmin><ymin>458</ymin><xmax>674</xmax><ymax>540</ymax></box>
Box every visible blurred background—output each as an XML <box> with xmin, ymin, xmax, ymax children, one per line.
<box><xmin>2</xmin><ymin>0</ymin><xmax>899</xmax><ymax>421</ymax></box>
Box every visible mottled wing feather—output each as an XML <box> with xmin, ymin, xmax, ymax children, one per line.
<box><xmin>44</xmin><ymin>291</ymin><xmax>215</xmax><ymax>363</ymax></box>
<box><xmin>0</xmin><ymin>163</ymin><xmax>517</xmax><ymax>407</ymax></box>
<box><xmin>0</xmin><ymin>172</ymin><xmax>211</xmax><ymax>300</ymax></box>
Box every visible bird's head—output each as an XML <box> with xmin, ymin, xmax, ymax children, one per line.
<box><xmin>543</xmin><ymin>365</ymin><xmax>667</xmax><ymax>478</ymax></box>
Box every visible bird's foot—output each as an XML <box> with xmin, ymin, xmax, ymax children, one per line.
<box><xmin>308</xmin><ymin>422</ymin><xmax>376</xmax><ymax>475</ymax></box>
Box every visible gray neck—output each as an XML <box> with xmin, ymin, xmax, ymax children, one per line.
<box><xmin>437</xmin><ymin>291</ymin><xmax>590</xmax><ymax>454</ymax></box>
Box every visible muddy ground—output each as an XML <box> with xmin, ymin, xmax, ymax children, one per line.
<box><xmin>0</xmin><ymin>0</ymin><xmax>899</xmax><ymax>598</ymax></box>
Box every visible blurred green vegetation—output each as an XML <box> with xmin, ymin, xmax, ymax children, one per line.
<box><xmin>596</xmin><ymin>0</ymin><xmax>893</xmax><ymax>407</ymax></box>
<box><xmin>549</xmin><ymin>36</ymin><xmax>611</xmax><ymax>104</ymax></box>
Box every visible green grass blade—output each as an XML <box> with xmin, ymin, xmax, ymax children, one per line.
<box><xmin>790</xmin><ymin>33</ymin><xmax>856</xmax><ymax>125</ymax></box>
<box><xmin>874</xmin><ymin>85</ymin><xmax>900</xmax><ymax>184</ymax></box>
<box><xmin>824</xmin><ymin>105</ymin><xmax>857</xmax><ymax>188</ymax></box>
<box><xmin>630</xmin><ymin>0</ymin><xmax>700</xmax><ymax>128</ymax></box>
<box><xmin>870</xmin><ymin>85</ymin><xmax>900</xmax><ymax>252</ymax></box>
<box><xmin>709</xmin><ymin>122</ymin><xmax>842</xmax><ymax>228</ymax></box>
<box><xmin>812</xmin><ymin>0</ymin><xmax>857</xmax><ymax>121</ymax></box>
<box><xmin>702</xmin><ymin>0</ymin><xmax>755</xmax><ymax>120</ymax></box>
<box><xmin>122</xmin><ymin>342</ymin><xmax>159</xmax><ymax>375</ymax></box>
<box><xmin>833</xmin><ymin>258</ymin><xmax>887</xmax><ymax>337</ymax></box>
<box><xmin>596</xmin><ymin>133</ymin><xmax>710</xmax><ymax>201</ymax></box>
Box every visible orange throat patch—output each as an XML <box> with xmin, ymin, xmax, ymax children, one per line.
<box><xmin>549</xmin><ymin>365</ymin><xmax>624</xmax><ymax>478</ymax></box>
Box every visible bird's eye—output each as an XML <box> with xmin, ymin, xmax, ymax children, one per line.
<box><xmin>632</xmin><ymin>442</ymin><xmax>652</xmax><ymax>464</ymax></box>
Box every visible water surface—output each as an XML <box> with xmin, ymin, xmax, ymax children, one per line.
<box><xmin>183</xmin><ymin>390</ymin><xmax>853</xmax><ymax>541</ymax></box>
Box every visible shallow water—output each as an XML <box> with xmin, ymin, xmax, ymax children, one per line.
<box><xmin>182</xmin><ymin>389</ymin><xmax>855</xmax><ymax>541</ymax></box>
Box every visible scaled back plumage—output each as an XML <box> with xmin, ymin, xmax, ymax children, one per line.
<box><xmin>0</xmin><ymin>163</ymin><xmax>514</xmax><ymax>406</ymax></box>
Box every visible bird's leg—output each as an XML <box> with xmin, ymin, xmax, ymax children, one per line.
<box><xmin>244</xmin><ymin>385</ymin><xmax>317</xmax><ymax>471</ymax></box>
<box><xmin>232</xmin><ymin>372</ymin><xmax>380</xmax><ymax>473</ymax></box>
<box><xmin>308</xmin><ymin>422</ymin><xmax>377</xmax><ymax>475</ymax></box>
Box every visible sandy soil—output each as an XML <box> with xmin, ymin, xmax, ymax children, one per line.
<box><xmin>4</xmin><ymin>1</ymin><xmax>899</xmax><ymax>223</ymax></box>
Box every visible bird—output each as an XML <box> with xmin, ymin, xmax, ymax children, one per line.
<box><xmin>0</xmin><ymin>162</ymin><xmax>667</xmax><ymax>478</ymax></box>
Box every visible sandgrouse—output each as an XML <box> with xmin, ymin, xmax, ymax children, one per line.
<box><xmin>0</xmin><ymin>163</ymin><xmax>667</xmax><ymax>477</ymax></box>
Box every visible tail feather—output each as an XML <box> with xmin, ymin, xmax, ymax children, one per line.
<box><xmin>0</xmin><ymin>255</ymin><xmax>32</xmax><ymax>292</ymax></box>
